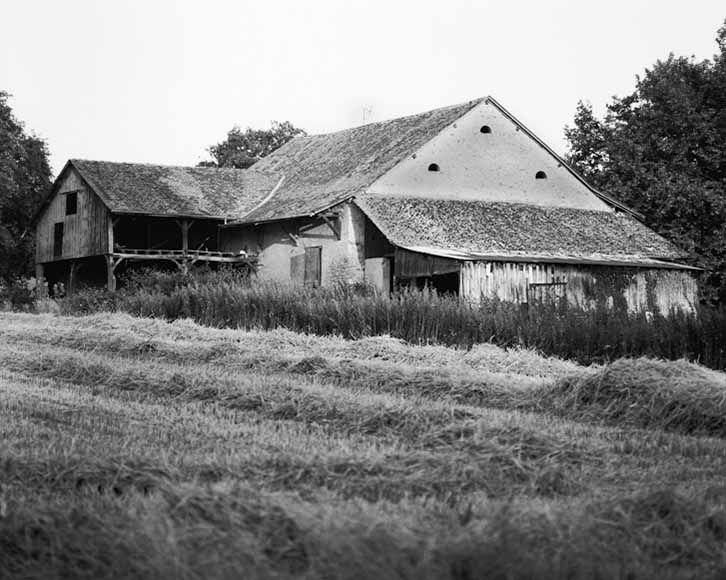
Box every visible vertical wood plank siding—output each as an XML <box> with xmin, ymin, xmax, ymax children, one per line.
<box><xmin>36</xmin><ymin>168</ymin><xmax>110</xmax><ymax>263</ymax></box>
<box><xmin>461</xmin><ymin>261</ymin><xmax>698</xmax><ymax>314</ymax></box>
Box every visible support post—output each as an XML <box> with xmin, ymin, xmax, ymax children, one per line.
<box><xmin>35</xmin><ymin>263</ymin><xmax>44</xmax><ymax>282</ymax></box>
<box><xmin>68</xmin><ymin>260</ymin><xmax>79</xmax><ymax>295</ymax></box>
<box><xmin>177</xmin><ymin>220</ymin><xmax>193</xmax><ymax>255</ymax></box>
<box><xmin>106</xmin><ymin>255</ymin><xmax>116</xmax><ymax>291</ymax></box>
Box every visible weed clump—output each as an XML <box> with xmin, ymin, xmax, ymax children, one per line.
<box><xmin>545</xmin><ymin>358</ymin><xmax>726</xmax><ymax>436</ymax></box>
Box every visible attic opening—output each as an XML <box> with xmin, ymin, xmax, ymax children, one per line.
<box><xmin>65</xmin><ymin>192</ymin><xmax>78</xmax><ymax>215</ymax></box>
<box><xmin>535</xmin><ymin>171</ymin><xmax>547</xmax><ymax>180</ymax></box>
<box><xmin>428</xmin><ymin>163</ymin><xmax>440</xmax><ymax>172</ymax></box>
<box><xmin>480</xmin><ymin>125</ymin><xmax>492</xmax><ymax>134</ymax></box>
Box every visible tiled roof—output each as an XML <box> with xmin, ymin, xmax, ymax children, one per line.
<box><xmin>356</xmin><ymin>195</ymin><xmax>685</xmax><ymax>264</ymax></box>
<box><xmin>236</xmin><ymin>99</ymin><xmax>484</xmax><ymax>223</ymax></box>
<box><xmin>70</xmin><ymin>159</ymin><xmax>278</xmax><ymax>219</ymax></box>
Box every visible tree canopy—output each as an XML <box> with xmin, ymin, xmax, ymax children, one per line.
<box><xmin>200</xmin><ymin>121</ymin><xmax>306</xmax><ymax>169</ymax></box>
<box><xmin>0</xmin><ymin>91</ymin><xmax>52</xmax><ymax>280</ymax></box>
<box><xmin>565</xmin><ymin>21</ymin><xmax>726</xmax><ymax>302</ymax></box>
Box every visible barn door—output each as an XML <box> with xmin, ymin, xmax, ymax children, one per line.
<box><xmin>304</xmin><ymin>247</ymin><xmax>322</xmax><ymax>287</ymax></box>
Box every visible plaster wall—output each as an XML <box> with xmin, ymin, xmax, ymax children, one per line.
<box><xmin>221</xmin><ymin>202</ymin><xmax>366</xmax><ymax>285</ymax></box>
<box><xmin>368</xmin><ymin>100</ymin><xmax>611</xmax><ymax>212</ymax></box>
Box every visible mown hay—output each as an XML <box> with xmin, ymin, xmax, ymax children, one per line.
<box><xmin>544</xmin><ymin>358</ymin><xmax>726</xmax><ymax>436</ymax></box>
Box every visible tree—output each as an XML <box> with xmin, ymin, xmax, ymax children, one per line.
<box><xmin>565</xmin><ymin>21</ymin><xmax>726</xmax><ymax>303</ymax></box>
<box><xmin>0</xmin><ymin>91</ymin><xmax>52</xmax><ymax>280</ymax></box>
<box><xmin>200</xmin><ymin>121</ymin><xmax>306</xmax><ymax>169</ymax></box>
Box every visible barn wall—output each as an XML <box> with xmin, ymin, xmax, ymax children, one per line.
<box><xmin>36</xmin><ymin>167</ymin><xmax>109</xmax><ymax>264</ymax></box>
<box><xmin>221</xmin><ymin>202</ymin><xmax>366</xmax><ymax>285</ymax></box>
<box><xmin>461</xmin><ymin>261</ymin><xmax>698</xmax><ymax>314</ymax></box>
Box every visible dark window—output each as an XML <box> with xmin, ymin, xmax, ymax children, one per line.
<box><xmin>480</xmin><ymin>125</ymin><xmax>492</xmax><ymax>134</ymax></box>
<box><xmin>535</xmin><ymin>171</ymin><xmax>547</xmax><ymax>179</ymax></box>
<box><xmin>428</xmin><ymin>163</ymin><xmax>440</xmax><ymax>172</ymax></box>
<box><xmin>53</xmin><ymin>222</ymin><xmax>64</xmax><ymax>257</ymax></box>
<box><xmin>65</xmin><ymin>192</ymin><xmax>78</xmax><ymax>215</ymax></box>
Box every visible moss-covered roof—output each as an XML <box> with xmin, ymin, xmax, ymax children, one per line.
<box><xmin>356</xmin><ymin>195</ymin><xmax>685</xmax><ymax>263</ymax></box>
<box><xmin>237</xmin><ymin>99</ymin><xmax>484</xmax><ymax>223</ymax></box>
<box><xmin>69</xmin><ymin>159</ymin><xmax>278</xmax><ymax>219</ymax></box>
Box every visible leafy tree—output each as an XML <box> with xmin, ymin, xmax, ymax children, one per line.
<box><xmin>0</xmin><ymin>91</ymin><xmax>52</xmax><ymax>280</ymax></box>
<box><xmin>565</xmin><ymin>21</ymin><xmax>726</xmax><ymax>302</ymax></box>
<box><xmin>200</xmin><ymin>121</ymin><xmax>306</xmax><ymax>169</ymax></box>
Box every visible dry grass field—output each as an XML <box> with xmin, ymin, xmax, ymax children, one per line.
<box><xmin>2</xmin><ymin>312</ymin><xmax>726</xmax><ymax>579</ymax></box>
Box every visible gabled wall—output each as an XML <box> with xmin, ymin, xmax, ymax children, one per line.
<box><xmin>220</xmin><ymin>202</ymin><xmax>366</xmax><ymax>285</ymax></box>
<box><xmin>368</xmin><ymin>100</ymin><xmax>611</xmax><ymax>212</ymax></box>
<box><xmin>36</xmin><ymin>166</ymin><xmax>110</xmax><ymax>264</ymax></box>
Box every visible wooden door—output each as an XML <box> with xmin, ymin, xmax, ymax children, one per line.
<box><xmin>304</xmin><ymin>247</ymin><xmax>321</xmax><ymax>287</ymax></box>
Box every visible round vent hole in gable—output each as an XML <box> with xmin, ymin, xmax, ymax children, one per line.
<box><xmin>480</xmin><ymin>125</ymin><xmax>492</xmax><ymax>134</ymax></box>
<box><xmin>428</xmin><ymin>163</ymin><xmax>440</xmax><ymax>172</ymax></box>
<box><xmin>535</xmin><ymin>171</ymin><xmax>547</xmax><ymax>179</ymax></box>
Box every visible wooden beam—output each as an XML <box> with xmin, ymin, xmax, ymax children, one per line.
<box><xmin>280</xmin><ymin>223</ymin><xmax>300</xmax><ymax>246</ymax></box>
<box><xmin>320</xmin><ymin>214</ymin><xmax>341</xmax><ymax>240</ymax></box>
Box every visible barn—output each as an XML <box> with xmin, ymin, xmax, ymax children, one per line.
<box><xmin>35</xmin><ymin>96</ymin><xmax>698</xmax><ymax>313</ymax></box>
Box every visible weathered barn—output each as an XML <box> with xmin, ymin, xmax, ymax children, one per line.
<box><xmin>34</xmin><ymin>160</ymin><xmax>261</xmax><ymax>291</ymax></box>
<box><xmin>220</xmin><ymin>97</ymin><xmax>698</xmax><ymax>314</ymax></box>
<box><xmin>36</xmin><ymin>97</ymin><xmax>698</xmax><ymax>313</ymax></box>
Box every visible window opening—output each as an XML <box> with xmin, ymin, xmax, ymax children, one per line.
<box><xmin>65</xmin><ymin>192</ymin><xmax>78</xmax><ymax>215</ymax></box>
<box><xmin>428</xmin><ymin>163</ymin><xmax>440</xmax><ymax>172</ymax></box>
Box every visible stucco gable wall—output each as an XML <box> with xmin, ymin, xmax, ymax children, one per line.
<box><xmin>368</xmin><ymin>101</ymin><xmax>610</xmax><ymax>212</ymax></box>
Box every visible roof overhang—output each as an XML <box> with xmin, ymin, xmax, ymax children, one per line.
<box><xmin>397</xmin><ymin>245</ymin><xmax>702</xmax><ymax>271</ymax></box>
<box><xmin>221</xmin><ymin>195</ymin><xmax>354</xmax><ymax>228</ymax></box>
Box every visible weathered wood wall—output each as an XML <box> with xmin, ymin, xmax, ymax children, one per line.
<box><xmin>461</xmin><ymin>261</ymin><xmax>698</xmax><ymax>314</ymax></box>
<box><xmin>36</xmin><ymin>167</ymin><xmax>109</xmax><ymax>263</ymax></box>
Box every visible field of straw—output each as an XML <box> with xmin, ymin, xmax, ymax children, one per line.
<box><xmin>2</xmin><ymin>311</ymin><xmax>726</xmax><ymax>579</ymax></box>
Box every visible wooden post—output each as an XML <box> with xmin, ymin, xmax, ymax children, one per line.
<box><xmin>68</xmin><ymin>260</ymin><xmax>79</xmax><ymax>295</ymax></box>
<box><xmin>108</xmin><ymin>215</ymin><xmax>115</xmax><ymax>253</ymax></box>
<box><xmin>177</xmin><ymin>220</ymin><xmax>192</xmax><ymax>254</ymax></box>
<box><xmin>106</xmin><ymin>255</ymin><xmax>116</xmax><ymax>291</ymax></box>
<box><xmin>35</xmin><ymin>263</ymin><xmax>44</xmax><ymax>282</ymax></box>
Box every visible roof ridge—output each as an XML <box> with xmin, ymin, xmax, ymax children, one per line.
<box><xmin>70</xmin><ymin>158</ymin><xmax>249</xmax><ymax>173</ymax></box>
<box><xmin>303</xmin><ymin>97</ymin><xmax>486</xmax><ymax>138</ymax></box>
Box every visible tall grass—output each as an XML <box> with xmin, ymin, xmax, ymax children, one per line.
<box><xmin>59</xmin><ymin>269</ymin><xmax>726</xmax><ymax>370</ymax></box>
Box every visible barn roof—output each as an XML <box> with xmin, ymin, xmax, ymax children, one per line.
<box><xmin>67</xmin><ymin>159</ymin><xmax>278</xmax><ymax>219</ymax></box>
<box><xmin>236</xmin><ymin>98</ymin><xmax>485</xmax><ymax>223</ymax></box>
<box><xmin>356</xmin><ymin>194</ymin><xmax>687</xmax><ymax>266</ymax></box>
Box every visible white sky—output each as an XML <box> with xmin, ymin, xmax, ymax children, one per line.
<box><xmin>2</xmin><ymin>0</ymin><xmax>724</xmax><ymax>175</ymax></box>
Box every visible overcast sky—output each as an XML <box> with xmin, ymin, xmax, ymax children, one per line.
<box><xmin>2</xmin><ymin>0</ymin><xmax>724</xmax><ymax>175</ymax></box>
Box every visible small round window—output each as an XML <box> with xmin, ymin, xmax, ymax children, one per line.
<box><xmin>428</xmin><ymin>163</ymin><xmax>440</xmax><ymax>172</ymax></box>
<box><xmin>535</xmin><ymin>171</ymin><xmax>547</xmax><ymax>179</ymax></box>
<box><xmin>480</xmin><ymin>125</ymin><xmax>492</xmax><ymax>134</ymax></box>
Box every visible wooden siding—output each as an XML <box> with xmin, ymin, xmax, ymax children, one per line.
<box><xmin>36</xmin><ymin>168</ymin><xmax>109</xmax><ymax>263</ymax></box>
<box><xmin>461</xmin><ymin>261</ymin><xmax>698</xmax><ymax>314</ymax></box>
